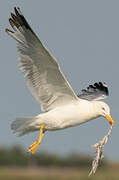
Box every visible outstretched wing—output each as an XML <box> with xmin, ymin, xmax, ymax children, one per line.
<box><xmin>78</xmin><ymin>82</ymin><xmax>109</xmax><ymax>101</ymax></box>
<box><xmin>6</xmin><ymin>7</ymin><xmax>78</xmax><ymax>112</ymax></box>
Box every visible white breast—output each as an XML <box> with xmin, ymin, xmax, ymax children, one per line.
<box><xmin>40</xmin><ymin>99</ymin><xmax>99</xmax><ymax>130</ymax></box>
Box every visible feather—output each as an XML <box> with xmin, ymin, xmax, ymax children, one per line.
<box><xmin>78</xmin><ymin>82</ymin><xmax>109</xmax><ymax>101</ymax></box>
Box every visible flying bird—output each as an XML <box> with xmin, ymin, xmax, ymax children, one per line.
<box><xmin>6</xmin><ymin>8</ymin><xmax>114</xmax><ymax>154</ymax></box>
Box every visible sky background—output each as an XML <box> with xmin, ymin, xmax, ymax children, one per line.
<box><xmin>0</xmin><ymin>0</ymin><xmax>119</xmax><ymax>161</ymax></box>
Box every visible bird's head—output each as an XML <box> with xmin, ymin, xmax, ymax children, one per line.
<box><xmin>94</xmin><ymin>101</ymin><xmax>114</xmax><ymax>126</ymax></box>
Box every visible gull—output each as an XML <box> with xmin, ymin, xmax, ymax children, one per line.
<box><xmin>6</xmin><ymin>7</ymin><xmax>114</xmax><ymax>154</ymax></box>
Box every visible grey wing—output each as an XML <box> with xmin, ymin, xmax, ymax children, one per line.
<box><xmin>78</xmin><ymin>82</ymin><xmax>109</xmax><ymax>101</ymax></box>
<box><xmin>6</xmin><ymin>7</ymin><xmax>79</xmax><ymax>112</ymax></box>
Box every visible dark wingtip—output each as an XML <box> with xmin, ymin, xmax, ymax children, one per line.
<box><xmin>14</xmin><ymin>7</ymin><xmax>21</xmax><ymax>16</ymax></box>
<box><xmin>9</xmin><ymin>18</ymin><xmax>15</xmax><ymax>28</ymax></box>
<box><xmin>11</xmin><ymin>12</ymin><xmax>16</xmax><ymax>19</ymax></box>
<box><xmin>17</xmin><ymin>7</ymin><xmax>21</xmax><ymax>11</ymax></box>
<box><xmin>5</xmin><ymin>28</ymin><xmax>9</xmax><ymax>33</ymax></box>
<box><xmin>14</xmin><ymin>7</ymin><xmax>18</xmax><ymax>16</ymax></box>
<box><xmin>7</xmin><ymin>7</ymin><xmax>36</xmax><ymax>38</ymax></box>
<box><xmin>5</xmin><ymin>28</ymin><xmax>14</xmax><ymax>33</ymax></box>
<box><xmin>14</xmin><ymin>7</ymin><xmax>17</xmax><ymax>13</ymax></box>
<box><xmin>78</xmin><ymin>81</ymin><xmax>109</xmax><ymax>101</ymax></box>
<box><xmin>81</xmin><ymin>81</ymin><xmax>109</xmax><ymax>96</ymax></box>
<box><xmin>89</xmin><ymin>82</ymin><xmax>109</xmax><ymax>96</ymax></box>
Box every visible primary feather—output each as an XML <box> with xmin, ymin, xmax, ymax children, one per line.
<box><xmin>78</xmin><ymin>82</ymin><xmax>109</xmax><ymax>101</ymax></box>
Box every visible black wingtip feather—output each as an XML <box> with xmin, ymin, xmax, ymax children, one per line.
<box><xmin>5</xmin><ymin>28</ymin><xmax>14</xmax><ymax>33</ymax></box>
<box><xmin>78</xmin><ymin>82</ymin><xmax>109</xmax><ymax>101</ymax></box>
<box><xmin>83</xmin><ymin>82</ymin><xmax>109</xmax><ymax>96</ymax></box>
<box><xmin>11</xmin><ymin>13</ymin><xmax>17</xmax><ymax>21</ymax></box>
<box><xmin>11</xmin><ymin>7</ymin><xmax>34</xmax><ymax>34</ymax></box>
<box><xmin>14</xmin><ymin>7</ymin><xmax>19</xmax><ymax>16</ymax></box>
<box><xmin>6</xmin><ymin>7</ymin><xmax>39</xmax><ymax>43</ymax></box>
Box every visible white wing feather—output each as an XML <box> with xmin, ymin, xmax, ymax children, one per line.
<box><xmin>6</xmin><ymin>8</ymin><xmax>78</xmax><ymax>112</ymax></box>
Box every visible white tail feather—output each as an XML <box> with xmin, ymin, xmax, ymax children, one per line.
<box><xmin>11</xmin><ymin>117</ymin><xmax>40</xmax><ymax>136</ymax></box>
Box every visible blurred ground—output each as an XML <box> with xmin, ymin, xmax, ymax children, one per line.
<box><xmin>0</xmin><ymin>146</ymin><xmax>119</xmax><ymax>180</ymax></box>
<box><xmin>0</xmin><ymin>166</ymin><xmax>119</xmax><ymax>180</ymax></box>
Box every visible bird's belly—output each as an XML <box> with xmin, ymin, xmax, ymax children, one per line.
<box><xmin>44</xmin><ymin>104</ymin><xmax>94</xmax><ymax>130</ymax></box>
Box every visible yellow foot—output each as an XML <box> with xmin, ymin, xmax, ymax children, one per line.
<box><xmin>27</xmin><ymin>124</ymin><xmax>45</xmax><ymax>154</ymax></box>
<box><xmin>27</xmin><ymin>141</ymin><xmax>40</xmax><ymax>154</ymax></box>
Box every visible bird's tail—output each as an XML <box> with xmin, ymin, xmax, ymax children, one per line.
<box><xmin>11</xmin><ymin>116</ymin><xmax>41</xmax><ymax>136</ymax></box>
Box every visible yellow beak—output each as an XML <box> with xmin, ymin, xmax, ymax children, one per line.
<box><xmin>105</xmin><ymin>114</ymin><xmax>114</xmax><ymax>126</ymax></box>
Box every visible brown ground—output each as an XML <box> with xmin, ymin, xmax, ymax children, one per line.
<box><xmin>0</xmin><ymin>166</ymin><xmax>119</xmax><ymax>180</ymax></box>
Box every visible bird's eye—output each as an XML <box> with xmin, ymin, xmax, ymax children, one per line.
<box><xmin>102</xmin><ymin>107</ymin><xmax>105</xmax><ymax>111</ymax></box>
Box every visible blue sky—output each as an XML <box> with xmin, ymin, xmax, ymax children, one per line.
<box><xmin>0</xmin><ymin>0</ymin><xmax>119</xmax><ymax>161</ymax></box>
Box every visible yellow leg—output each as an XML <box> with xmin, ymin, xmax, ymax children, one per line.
<box><xmin>27</xmin><ymin>124</ymin><xmax>45</xmax><ymax>154</ymax></box>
